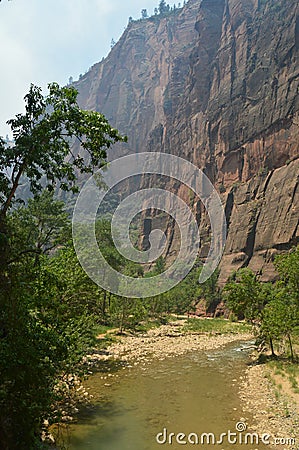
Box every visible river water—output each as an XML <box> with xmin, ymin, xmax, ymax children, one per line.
<box><xmin>62</xmin><ymin>341</ymin><xmax>268</xmax><ymax>450</ymax></box>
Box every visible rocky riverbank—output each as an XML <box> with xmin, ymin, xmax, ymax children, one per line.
<box><xmin>85</xmin><ymin>319</ymin><xmax>253</xmax><ymax>366</ymax></box>
<box><xmin>240</xmin><ymin>364</ymin><xmax>299</xmax><ymax>450</ymax></box>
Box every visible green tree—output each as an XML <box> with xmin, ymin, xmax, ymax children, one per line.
<box><xmin>201</xmin><ymin>269</ymin><xmax>221</xmax><ymax>312</ymax></box>
<box><xmin>141</xmin><ymin>8</ymin><xmax>148</xmax><ymax>19</ymax></box>
<box><xmin>0</xmin><ymin>83</ymin><xmax>125</xmax><ymax>449</ymax></box>
<box><xmin>158</xmin><ymin>0</ymin><xmax>169</xmax><ymax>14</ymax></box>
<box><xmin>155</xmin><ymin>255</ymin><xmax>165</xmax><ymax>274</ymax></box>
<box><xmin>268</xmin><ymin>247</ymin><xmax>299</xmax><ymax>359</ymax></box>
<box><xmin>110</xmin><ymin>296</ymin><xmax>147</xmax><ymax>333</ymax></box>
<box><xmin>148</xmin><ymin>265</ymin><xmax>202</xmax><ymax>318</ymax></box>
<box><xmin>0</xmin><ymin>205</ymin><xmax>99</xmax><ymax>449</ymax></box>
<box><xmin>223</xmin><ymin>269</ymin><xmax>266</xmax><ymax>322</ymax></box>
<box><xmin>8</xmin><ymin>191</ymin><xmax>70</xmax><ymax>265</ymax></box>
<box><xmin>0</xmin><ymin>82</ymin><xmax>125</xmax><ymax>292</ymax></box>
<box><xmin>260</xmin><ymin>290</ymin><xmax>298</xmax><ymax>360</ymax></box>
<box><xmin>0</xmin><ymin>83</ymin><xmax>125</xmax><ymax>219</ymax></box>
<box><xmin>223</xmin><ymin>264</ymin><xmax>299</xmax><ymax>359</ymax></box>
<box><xmin>274</xmin><ymin>246</ymin><xmax>299</xmax><ymax>302</ymax></box>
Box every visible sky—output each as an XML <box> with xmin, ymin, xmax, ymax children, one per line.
<box><xmin>0</xmin><ymin>0</ymin><xmax>162</xmax><ymax>138</ymax></box>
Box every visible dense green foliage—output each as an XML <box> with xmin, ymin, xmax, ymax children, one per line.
<box><xmin>224</xmin><ymin>269</ymin><xmax>270</xmax><ymax>322</ymax></box>
<box><xmin>1</xmin><ymin>81</ymin><xmax>298</xmax><ymax>450</ymax></box>
<box><xmin>0</xmin><ymin>193</ymin><xmax>214</xmax><ymax>448</ymax></box>
<box><xmin>0</xmin><ymin>83</ymin><xmax>125</xmax><ymax>449</ymax></box>
<box><xmin>0</xmin><ymin>83</ymin><xmax>125</xmax><ymax>215</ymax></box>
<box><xmin>0</xmin><ymin>82</ymin><xmax>216</xmax><ymax>449</ymax></box>
<box><xmin>224</xmin><ymin>249</ymin><xmax>299</xmax><ymax>360</ymax></box>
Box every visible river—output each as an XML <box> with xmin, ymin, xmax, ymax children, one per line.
<box><xmin>59</xmin><ymin>341</ymin><xmax>269</xmax><ymax>450</ymax></box>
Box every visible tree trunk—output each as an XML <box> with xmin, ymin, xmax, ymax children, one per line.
<box><xmin>269</xmin><ymin>337</ymin><xmax>276</xmax><ymax>357</ymax></box>
<box><xmin>1</xmin><ymin>161</ymin><xmax>26</xmax><ymax>218</ymax></box>
<box><xmin>287</xmin><ymin>333</ymin><xmax>294</xmax><ymax>362</ymax></box>
<box><xmin>120</xmin><ymin>300</ymin><xmax>125</xmax><ymax>334</ymax></box>
<box><xmin>0</xmin><ymin>217</ymin><xmax>12</xmax><ymax>337</ymax></box>
<box><xmin>102</xmin><ymin>290</ymin><xmax>107</xmax><ymax>317</ymax></box>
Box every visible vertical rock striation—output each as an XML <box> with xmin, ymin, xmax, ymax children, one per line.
<box><xmin>74</xmin><ymin>0</ymin><xmax>299</xmax><ymax>282</ymax></box>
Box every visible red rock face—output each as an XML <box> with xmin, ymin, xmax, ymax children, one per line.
<box><xmin>74</xmin><ymin>0</ymin><xmax>299</xmax><ymax>282</ymax></box>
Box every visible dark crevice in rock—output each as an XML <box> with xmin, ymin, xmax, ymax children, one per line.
<box><xmin>295</xmin><ymin>14</ymin><xmax>299</xmax><ymax>50</ymax></box>
<box><xmin>141</xmin><ymin>217</ymin><xmax>152</xmax><ymax>251</ymax></box>
<box><xmin>262</xmin><ymin>170</ymin><xmax>275</xmax><ymax>197</ymax></box>
<box><xmin>224</xmin><ymin>189</ymin><xmax>234</xmax><ymax>227</ymax></box>
<box><xmin>245</xmin><ymin>211</ymin><xmax>260</xmax><ymax>261</ymax></box>
<box><xmin>272</xmin><ymin>242</ymin><xmax>297</xmax><ymax>251</ymax></box>
<box><xmin>74</xmin><ymin>0</ymin><xmax>299</xmax><ymax>283</ymax></box>
<box><xmin>165</xmin><ymin>218</ymin><xmax>176</xmax><ymax>257</ymax></box>
<box><xmin>238</xmin><ymin>147</ymin><xmax>245</xmax><ymax>181</ymax></box>
<box><xmin>286</xmin><ymin>181</ymin><xmax>298</xmax><ymax>217</ymax></box>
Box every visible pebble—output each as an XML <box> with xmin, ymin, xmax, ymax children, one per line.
<box><xmin>239</xmin><ymin>365</ymin><xmax>299</xmax><ymax>450</ymax></box>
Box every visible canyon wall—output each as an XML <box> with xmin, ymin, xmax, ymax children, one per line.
<box><xmin>74</xmin><ymin>0</ymin><xmax>299</xmax><ymax>283</ymax></box>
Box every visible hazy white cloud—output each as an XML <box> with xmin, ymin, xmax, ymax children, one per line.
<box><xmin>0</xmin><ymin>0</ymin><xmax>160</xmax><ymax>136</ymax></box>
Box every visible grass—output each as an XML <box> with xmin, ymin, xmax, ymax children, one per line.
<box><xmin>93</xmin><ymin>317</ymin><xmax>169</xmax><ymax>345</ymax></box>
<box><xmin>92</xmin><ymin>324</ymin><xmax>118</xmax><ymax>351</ymax></box>
<box><xmin>287</xmin><ymin>366</ymin><xmax>299</xmax><ymax>393</ymax></box>
<box><xmin>266</xmin><ymin>359</ymin><xmax>299</xmax><ymax>395</ymax></box>
<box><xmin>134</xmin><ymin>318</ymin><xmax>168</xmax><ymax>333</ymax></box>
<box><xmin>183</xmin><ymin>318</ymin><xmax>252</xmax><ymax>335</ymax></box>
<box><xmin>94</xmin><ymin>324</ymin><xmax>114</xmax><ymax>335</ymax></box>
<box><xmin>262</xmin><ymin>361</ymin><xmax>299</xmax><ymax>420</ymax></box>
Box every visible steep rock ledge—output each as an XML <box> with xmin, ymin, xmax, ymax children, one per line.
<box><xmin>219</xmin><ymin>158</ymin><xmax>299</xmax><ymax>284</ymax></box>
<box><xmin>74</xmin><ymin>0</ymin><xmax>299</xmax><ymax>282</ymax></box>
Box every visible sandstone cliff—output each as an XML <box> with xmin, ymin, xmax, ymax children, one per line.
<box><xmin>74</xmin><ymin>0</ymin><xmax>299</xmax><ymax>283</ymax></box>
